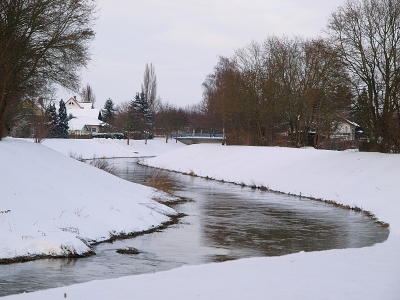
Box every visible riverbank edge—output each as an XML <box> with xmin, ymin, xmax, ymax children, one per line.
<box><xmin>0</xmin><ymin>211</ymin><xmax>186</xmax><ymax>265</ymax></box>
<box><xmin>139</xmin><ymin>162</ymin><xmax>390</xmax><ymax>229</ymax></box>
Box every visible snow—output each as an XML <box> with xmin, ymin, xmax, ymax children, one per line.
<box><xmin>67</xmin><ymin>108</ymin><xmax>103</xmax><ymax>131</ymax></box>
<box><xmin>344</xmin><ymin>118</ymin><xmax>361</xmax><ymax>128</ymax></box>
<box><xmin>68</xmin><ymin>117</ymin><xmax>102</xmax><ymax>131</ymax></box>
<box><xmin>3</xmin><ymin>142</ymin><xmax>400</xmax><ymax>299</ymax></box>
<box><xmin>68</xmin><ymin>108</ymin><xmax>101</xmax><ymax>119</ymax></box>
<box><xmin>38</xmin><ymin>137</ymin><xmax>185</xmax><ymax>159</ymax></box>
<box><xmin>145</xmin><ymin>145</ymin><xmax>400</xmax><ymax>231</ymax></box>
<box><xmin>0</xmin><ymin>138</ymin><xmax>177</xmax><ymax>262</ymax></box>
<box><xmin>75</xmin><ymin>102</ymin><xmax>92</xmax><ymax>110</ymax></box>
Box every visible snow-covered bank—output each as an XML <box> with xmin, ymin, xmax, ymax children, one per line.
<box><xmin>3</xmin><ymin>143</ymin><xmax>400</xmax><ymax>299</ymax></box>
<box><xmin>3</xmin><ymin>238</ymin><xmax>399</xmax><ymax>300</ymax></box>
<box><xmin>0</xmin><ymin>138</ymin><xmax>177</xmax><ymax>263</ymax></box>
<box><xmin>144</xmin><ymin>144</ymin><xmax>400</xmax><ymax>232</ymax></box>
<box><xmin>37</xmin><ymin>137</ymin><xmax>185</xmax><ymax>159</ymax></box>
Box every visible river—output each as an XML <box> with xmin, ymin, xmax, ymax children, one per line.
<box><xmin>0</xmin><ymin>158</ymin><xmax>389</xmax><ymax>297</ymax></box>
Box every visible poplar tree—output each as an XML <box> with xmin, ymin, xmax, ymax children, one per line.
<box><xmin>141</xmin><ymin>63</ymin><xmax>158</xmax><ymax>113</ymax></box>
<box><xmin>80</xmin><ymin>83</ymin><xmax>96</xmax><ymax>108</ymax></box>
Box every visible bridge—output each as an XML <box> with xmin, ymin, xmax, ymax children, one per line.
<box><xmin>173</xmin><ymin>133</ymin><xmax>226</xmax><ymax>145</ymax></box>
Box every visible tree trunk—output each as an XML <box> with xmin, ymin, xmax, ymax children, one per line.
<box><xmin>0</xmin><ymin>93</ymin><xmax>8</xmax><ymax>140</ymax></box>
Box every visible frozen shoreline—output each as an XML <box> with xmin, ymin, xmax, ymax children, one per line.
<box><xmin>3</xmin><ymin>141</ymin><xmax>400</xmax><ymax>299</ymax></box>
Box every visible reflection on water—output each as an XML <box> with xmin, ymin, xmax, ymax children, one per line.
<box><xmin>0</xmin><ymin>158</ymin><xmax>389</xmax><ymax>296</ymax></box>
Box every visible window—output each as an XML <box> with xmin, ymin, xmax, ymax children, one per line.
<box><xmin>91</xmin><ymin>127</ymin><xmax>97</xmax><ymax>132</ymax></box>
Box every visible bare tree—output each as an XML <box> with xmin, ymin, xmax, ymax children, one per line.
<box><xmin>202</xmin><ymin>37</ymin><xmax>351</xmax><ymax>147</ymax></box>
<box><xmin>141</xmin><ymin>63</ymin><xmax>158</xmax><ymax>113</ymax></box>
<box><xmin>327</xmin><ymin>0</ymin><xmax>400</xmax><ymax>152</ymax></box>
<box><xmin>265</xmin><ymin>37</ymin><xmax>351</xmax><ymax>148</ymax></box>
<box><xmin>202</xmin><ymin>56</ymin><xmax>251</xmax><ymax>144</ymax></box>
<box><xmin>114</xmin><ymin>101</ymin><xmax>136</xmax><ymax>145</ymax></box>
<box><xmin>155</xmin><ymin>102</ymin><xmax>188</xmax><ymax>143</ymax></box>
<box><xmin>31</xmin><ymin>111</ymin><xmax>49</xmax><ymax>144</ymax></box>
<box><xmin>80</xmin><ymin>83</ymin><xmax>96</xmax><ymax>108</ymax></box>
<box><xmin>8</xmin><ymin>97</ymin><xmax>53</xmax><ymax>143</ymax></box>
<box><xmin>0</xmin><ymin>0</ymin><xmax>96</xmax><ymax>139</ymax></box>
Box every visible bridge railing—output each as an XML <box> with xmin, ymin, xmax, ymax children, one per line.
<box><xmin>176</xmin><ymin>133</ymin><xmax>224</xmax><ymax>138</ymax></box>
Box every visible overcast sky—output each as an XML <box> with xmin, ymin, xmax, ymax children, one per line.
<box><xmin>58</xmin><ymin>0</ymin><xmax>345</xmax><ymax>109</ymax></box>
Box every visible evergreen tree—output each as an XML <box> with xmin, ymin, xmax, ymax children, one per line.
<box><xmin>58</xmin><ymin>99</ymin><xmax>69</xmax><ymax>138</ymax></box>
<box><xmin>102</xmin><ymin>98</ymin><xmax>116</xmax><ymax>124</ymax></box>
<box><xmin>47</xmin><ymin>103</ymin><xmax>59</xmax><ymax>138</ymax></box>
<box><xmin>129</xmin><ymin>92</ymin><xmax>153</xmax><ymax>142</ymax></box>
<box><xmin>132</xmin><ymin>92</ymin><xmax>152</xmax><ymax>128</ymax></box>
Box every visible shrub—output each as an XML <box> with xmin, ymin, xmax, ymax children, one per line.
<box><xmin>146</xmin><ymin>168</ymin><xmax>177</xmax><ymax>196</ymax></box>
<box><xmin>92</xmin><ymin>133</ymin><xmax>126</xmax><ymax>139</ymax></box>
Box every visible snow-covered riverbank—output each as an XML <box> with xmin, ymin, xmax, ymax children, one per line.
<box><xmin>38</xmin><ymin>136</ymin><xmax>185</xmax><ymax>159</ymax></box>
<box><xmin>0</xmin><ymin>138</ymin><xmax>178</xmax><ymax>263</ymax></box>
<box><xmin>144</xmin><ymin>144</ymin><xmax>400</xmax><ymax>231</ymax></box>
<box><xmin>3</xmin><ymin>142</ymin><xmax>400</xmax><ymax>299</ymax></box>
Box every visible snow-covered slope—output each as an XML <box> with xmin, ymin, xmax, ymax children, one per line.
<box><xmin>0</xmin><ymin>138</ymin><xmax>176</xmax><ymax>261</ymax></box>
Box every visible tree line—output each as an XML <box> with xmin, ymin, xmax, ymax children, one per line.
<box><xmin>3</xmin><ymin>0</ymin><xmax>400</xmax><ymax>153</ymax></box>
<box><xmin>202</xmin><ymin>37</ymin><xmax>352</xmax><ymax>148</ymax></box>
<box><xmin>202</xmin><ymin>0</ymin><xmax>400</xmax><ymax>152</ymax></box>
<box><xmin>0</xmin><ymin>0</ymin><xmax>200</xmax><ymax>144</ymax></box>
<box><xmin>112</xmin><ymin>0</ymin><xmax>400</xmax><ymax>153</ymax></box>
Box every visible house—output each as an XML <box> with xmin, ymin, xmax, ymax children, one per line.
<box><xmin>331</xmin><ymin>118</ymin><xmax>362</xmax><ymax>141</ymax></box>
<box><xmin>61</xmin><ymin>96</ymin><xmax>104</xmax><ymax>135</ymax></box>
<box><xmin>65</xmin><ymin>96</ymin><xmax>93</xmax><ymax>110</ymax></box>
<box><xmin>9</xmin><ymin>98</ymin><xmax>47</xmax><ymax>138</ymax></box>
<box><xmin>20</xmin><ymin>98</ymin><xmax>46</xmax><ymax>116</ymax></box>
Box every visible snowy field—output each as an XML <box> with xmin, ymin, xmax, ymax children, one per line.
<box><xmin>3</xmin><ymin>141</ymin><xmax>400</xmax><ymax>299</ymax></box>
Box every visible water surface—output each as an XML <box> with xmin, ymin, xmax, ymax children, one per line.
<box><xmin>0</xmin><ymin>158</ymin><xmax>389</xmax><ymax>296</ymax></box>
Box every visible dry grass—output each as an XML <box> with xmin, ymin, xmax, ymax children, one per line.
<box><xmin>249</xmin><ymin>180</ymin><xmax>258</xmax><ymax>189</ymax></box>
<box><xmin>88</xmin><ymin>157</ymin><xmax>116</xmax><ymax>175</ymax></box>
<box><xmin>146</xmin><ymin>168</ymin><xmax>177</xmax><ymax>196</ymax></box>
<box><xmin>69</xmin><ymin>151</ymin><xmax>116</xmax><ymax>175</ymax></box>
<box><xmin>69</xmin><ymin>151</ymin><xmax>84</xmax><ymax>162</ymax></box>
